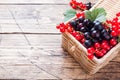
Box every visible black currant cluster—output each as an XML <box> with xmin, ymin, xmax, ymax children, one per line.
<box><xmin>69</xmin><ymin>17</ymin><xmax>113</xmax><ymax>48</ymax></box>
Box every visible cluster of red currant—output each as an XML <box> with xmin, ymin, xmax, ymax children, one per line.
<box><xmin>69</xmin><ymin>0</ymin><xmax>91</xmax><ymax>10</ymax></box>
<box><xmin>106</xmin><ymin>15</ymin><xmax>120</xmax><ymax>37</ymax></box>
<box><xmin>56</xmin><ymin>22</ymin><xmax>73</xmax><ymax>33</ymax></box>
<box><xmin>56</xmin><ymin>11</ymin><xmax>120</xmax><ymax>60</ymax></box>
<box><xmin>87</xmin><ymin>39</ymin><xmax>117</xmax><ymax>59</ymax></box>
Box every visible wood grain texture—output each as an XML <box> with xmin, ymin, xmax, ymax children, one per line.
<box><xmin>0</xmin><ymin>0</ymin><xmax>119</xmax><ymax>79</ymax></box>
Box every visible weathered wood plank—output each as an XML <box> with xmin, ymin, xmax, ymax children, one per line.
<box><xmin>0</xmin><ymin>34</ymin><xmax>29</xmax><ymax>46</ymax></box>
<box><xmin>0</xmin><ymin>0</ymin><xmax>98</xmax><ymax>4</ymax></box>
<box><xmin>0</xmin><ymin>38</ymin><xmax>119</xmax><ymax>79</ymax></box>
<box><xmin>0</xmin><ymin>0</ymin><xmax>119</xmax><ymax>79</ymax></box>
<box><xmin>0</xmin><ymin>5</ymin><xmax>68</xmax><ymax>33</ymax></box>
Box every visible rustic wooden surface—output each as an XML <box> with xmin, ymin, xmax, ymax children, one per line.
<box><xmin>0</xmin><ymin>0</ymin><xmax>119</xmax><ymax>80</ymax></box>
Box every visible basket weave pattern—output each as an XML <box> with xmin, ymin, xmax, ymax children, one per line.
<box><xmin>62</xmin><ymin>0</ymin><xmax>120</xmax><ymax>74</ymax></box>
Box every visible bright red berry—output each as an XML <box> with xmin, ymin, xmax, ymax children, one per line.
<box><xmin>110</xmin><ymin>39</ymin><xmax>117</xmax><ymax>46</ymax></box>
<box><xmin>56</xmin><ymin>25</ymin><xmax>60</xmax><ymax>29</ymax></box>
<box><xmin>87</xmin><ymin>47</ymin><xmax>95</xmax><ymax>54</ymax></box>
<box><xmin>116</xmin><ymin>12</ymin><xmax>120</xmax><ymax>17</ymax></box>
<box><xmin>75</xmin><ymin>34</ymin><xmax>81</xmax><ymax>41</ymax></box>
<box><xmin>81</xmin><ymin>38</ymin><xmax>85</xmax><ymax>43</ymax></box>
<box><xmin>81</xmin><ymin>5</ymin><xmax>87</xmax><ymax>10</ymax></box>
<box><xmin>87</xmin><ymin>53</ymin><xmax>94</xmax><ymax>60</ymax></box>
<box><xmin>94</xmin><ymin>42</ymin><xmax>101</xmax><ymax>49</ymax></box>
<box><xmin>106</xmin><ymin>45</ymin><xmax>111</xmax><ymax>51</ymax></box>
<box><xmin>76</xmin><ymin>12</ymin><xmax>84</xmax><ymax>18</ymax></box>
<box><xmin>72</xmin><ymin>5</ymin><xmax>77</xmax><ymax>9</ymax></box>
<box><xmin>101</xmin><ymin>42</ymin><xmax>108</xmax><ymax>49</ymax></box>
<box><xmin>113</xmin><ymin>17</ymin><xmax>118</xmax><ymax>22</ymax></box>
<box><xmin>95</xmin><ymin>51</ymin><xmax>104</xmax><ymax>58</ymax></box>
<box><xmin>112</xmin><ymin>25</ymin><xmax>118</xmax><ymax>31</ymax></box>
<box><xmin>60</xmin><ymin>27</ymin><xmax>65</xmax><ymax>33</ymax></box>
<box><xmin>117</xmin><ymin>28</ymin><xmax>120</xmax><ymax>35</ymax></box>
<box><xmin>101</xmin><ymin>49</ymin><xmax>107</xmax><ymax>54</ymax></box>
<box><xmin>106</xmin><ymin>20</ymin><xmax>112</xmax><ymax>24</ymax></box>
<box><xmin>76</xmin><ymin>13</ymin><xmax>81</xmax><ymax>18</ymax></box>
<box><xmin>72</xmin><ymin>31</ymin><xmax>78</xmax><ymax>37</ymax></box>
<box><xmin>111</xmin><ymin>30</ymin><xmax>118</xmax><ymax>37</ymax></box>
<box><xmin>67</xmin><ymin>26</ymin><xmax>73</xmax><ymax>32</ymax></box>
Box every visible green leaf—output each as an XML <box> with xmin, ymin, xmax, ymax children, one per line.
<box><xmin>118</xmin><ymin>36</ymin><xmax>120</xmax><ymax>42</ymax></box>
<box><xmin>63</xmin><ymin>9</ymin><xmax>76</xmax><ymax>22</ymax></box>
<box><xmin>85</xmin><ymin>8</ymin><xmax>107</xmax><ymax>22</ymax></box>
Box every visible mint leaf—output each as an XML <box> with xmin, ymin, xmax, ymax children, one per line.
<box><xmin>85</xmin><ymin>10</ymin><xmax>94</xmax><ymax>21</ymax></box>
<box><xmin>85</xmin><ymin>8</ymin><xmax>107</xmax><ymax>22</ymax></box>
<box><xmin>64</xmin><ymin>9</ymin><xmax>76</xmax><ymax>22</ymax></box>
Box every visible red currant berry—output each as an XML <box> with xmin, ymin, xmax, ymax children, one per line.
<box><xmin>87</xmin><ymin>53</ymin><xmax>94</xmax><ymax>60</ymax></box>
<box><xmin>94</xmin><ymin>42</ymin><xmax>101</xmax><ymax>49</ymax></box>
<box><xmin>101</xmin><ymin>42</ymin><xmax>108</xmax><ymax>49</ymax></box>
<box><xmin>116</xmin><ymin>12</ymin><xmax>120</xmax><ymax>17</ymax></box>
<box><xmin>76</xmin><ymin>13</ymin><xmax>81</xmax><ymax>18</ymax></box>
<box><xmin>56</xmin><ymin>25</ymin><xmax>60</xmax><ymax>29</ymax></box>
<box><xmin>110</xmin><ymin>39</ymin><xmax>117</xmax><ymax>46</ymax></box>
<box><xmin>67</xmin><ymin>26</ymin><xmax>73</xmax><ymax>32</ymax></box>
<box><xmin>101</xmin><ymin>49</ymin><xmax>107</xmax><ymax>54</ymax></box>
<box><xmin>113</xmin><ymin>17</ymin><xmax>118</xmax><ymax>22</ymax></box>
<box><xmin>106</xmin><ymin>45</ymin><xmax>110</xmax><ymax>51</ymax></box>
<box><xmin>111</xmin><ymin>30</ymin><xmax>118</xmax><ymax>37</ymax></box>
<box><xmin>76</xmin><ymin>12</ymin><xmax>84</xmax><ymax>18</ymax></box>
<box><xmin>75</xmin><ymin>34</ymin><xmax>81</xmax><ymax>41</ymax></box>
<box><xmin>81</xmin><ymin>38</ymin><xmax>85</xmax><ymax>43</ymax></box>
<box><xmin>60</xmin><ymin>23</ymin><xmax>65</xmax><ymax>27</ymax></box>
<box><xmin>87</xmin><ymin>47</ymin><xmax>95</xmax><ymax>54</ymax></box>
<box><xmin>106</xmin><ymin>20</ymin><xmax>112</xmax><ymax>24</ymax></box>
<box><xmin>81</xmin><ymin>5</ymin><xmax>87</xmax><ymax>10</ymax></box>
<box><xmin>72</xmin><ymin>31</ymin><xmax>78</xmax><ymax>37</ymax></box>
<box><xmin>60</xmin><ymin>27</ymin><xmax>65</xmax><ymax>33</ymax></box>
<box><xmin>112</xmin><ymin>25</ymin><xmax>118</xmax><ymax>31</ymax></box>
<box><xmin>117</xmin><ymin>28</ymin><xmax>120</xmax><ymax>35</ymax></box>
<box><xmin>95</xmin><ymin>51</ymin><xmax>104</xmax><ymax>57</ymax></box>
<box><xmin>72</xmin><ymin>5</ymin><xmax>77</xmax><ymax>9</ymax></box>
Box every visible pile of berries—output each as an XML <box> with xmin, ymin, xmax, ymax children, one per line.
<box><xmin>56</xmin><ymin>12</ymin><xmax>120</xmax><ymax>60</ymax></box>
<box><xmin>69</xmin><ymin>0</ymin><xmax>92</xmax><ymax>10</ymax></box>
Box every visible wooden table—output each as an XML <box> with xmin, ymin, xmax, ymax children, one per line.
<box><xmin>0</xmin><ymin>0</ymin><xmax>119</xmax><ymax>79</ymax></box>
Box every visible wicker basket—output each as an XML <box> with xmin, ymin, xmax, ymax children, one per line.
<box><xmin>62</xmin><ymin>0</ymin><xmax>120</xmax><ymax>74</ymax></box>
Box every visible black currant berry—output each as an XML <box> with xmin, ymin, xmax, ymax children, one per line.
<box><xmin>84</xmin><ymin>32</ymin><xmax>91</xmax><ymax>39</ymax></box>
<box><xmin>84</xmin><ymin>39</ymin><xmax>92</xmax><ymax>48</ymax></box>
